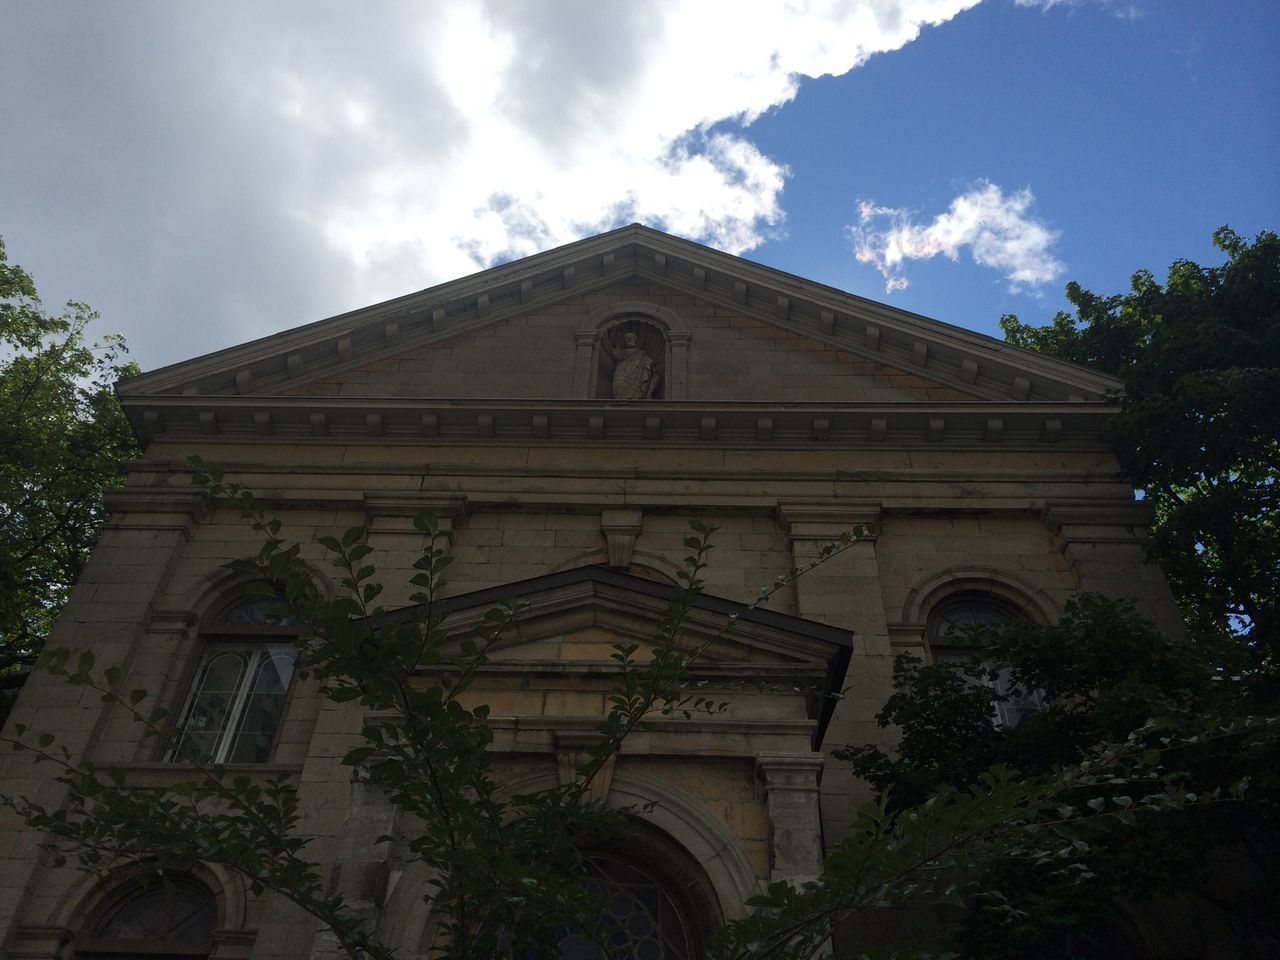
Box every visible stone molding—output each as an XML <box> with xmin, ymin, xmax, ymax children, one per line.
<box><xmin>1043</xmin><ymin>500</ymin><xmax>1154</xmax><ymax>547</ymax></box>
<box><xmin>4</xmin><ymin>927</ymin><xmax>70</xmax><ymax>960</ymax></box>
<box><xmin>101</xmin><ymin>488</ymin><xmax>211</xmax><ymax>538</ymax></box>
<box><xmin>363</xmin><ymin>493</ymin><xmax>467</xmax><ymax>537</ymax></box>
<box><xmin>899</xmin><ymin>566</ymin><xmax>1061</xmax><ymax>626</ymax></box>
<box><xmin>778</xmin><ymin>502</ymin><xmax>882</xmax><ymax>542</ymax></box>
<box><xmin>124</xmin><ymin>397</ymin><xmax>1118</xmax><ymax>450</ymax></box>
<box><xmin>146</xmin><ymin>608</ymin><xmax>198</xmax><ymax>636</ymax></box>
<box><xmin>473</xmin><ymin>771</ymin><xmax>762</xmax><ymax>922</ymax></box>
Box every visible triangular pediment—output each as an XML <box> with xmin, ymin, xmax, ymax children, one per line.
<box><xmin>425</xmin><ymin>565</ymin><xmax>851</xmax><ymax>671</ymax></box>
<box><xmin>269</xmin><ymin>277</ymin><xmax>974</xmax><ymax>404</ymax></box>
<box><xmin>396</xmin><ymin>565</ymin><xmax>852</xmax><ymax>745</ymax></box>
<box><xmin>119</xmin><ymin>224</ymin><xmax>1118</xmax><ymax>402</ymax></box>
<box><xmin>117</xmin><ymin>224</ymin><xmax>1121</xmax><ymax>448</ymax></box>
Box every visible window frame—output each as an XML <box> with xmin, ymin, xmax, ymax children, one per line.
<box><xmin>167</xmin><ymin>598</ymin><xmax>301</xmax><ymax>765</ymax></box>
<box><xmin>76</xmin><ymin>872</ymin><xmax>217</xmax><ymax>960</ymax></box>
<box><xmin>558</xmin><ymin>853</ymin><xmax>700</xmax><ymax>959</ymax></box>
<box><xmin>927</xmin><ymin>592</ymin><xmax>1045</xmax><ymax>729</ymax></box>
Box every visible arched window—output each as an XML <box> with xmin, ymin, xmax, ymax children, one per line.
<box><xmin>77</xmin><ymin>873</ymin><xmax>216</xmax><ymax>960</ymax></box>
<box><xmin>927</xmin><ymin>593</ymin><xmax>1044</xmax><ymax>729</ymax></box>
<box><xmin>558</xmin><ymin>855</ymin><xmax>698</xmax><ymax>959</ymax></box>
<box><xmin>168</xmin><ymin>594</ymin><xmax>300</xmax><ymax>764</ymax></box>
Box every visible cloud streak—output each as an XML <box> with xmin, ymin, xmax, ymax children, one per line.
<box><xmin>850</xmin><ymin>181</ymin><xmax>1065</xmax><ymax>292</ymax></box>
<box><xmin>1013</xmin><ymin>0</ymin><xmax>1143</xmax><ymax>20</ymax></box>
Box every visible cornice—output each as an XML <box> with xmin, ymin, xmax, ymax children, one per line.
<box><xmin>123</xmin><ymin>396</ymin><xmax>1117</xmax><ymax>450</ymax></box>
<box><xmin>116</xmin><ymin>224</ymin><xmax>1121</xmax><ymax>406</ymax></box>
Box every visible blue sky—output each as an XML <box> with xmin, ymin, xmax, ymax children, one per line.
<box><xmin>745</xmin><ymin>0</ymin><xmax>1280</xmax><ymax>338</ymax></box>
<box><xmin>1</xmin><ymin>0</ymin><xmax>1276</xmax><ymax>370</ymax></box>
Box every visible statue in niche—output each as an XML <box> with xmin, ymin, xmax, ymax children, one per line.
<box><xmin>604</xmin><ymin>324</ymin><xmax>662</xmax><ymax>400</ymax></box>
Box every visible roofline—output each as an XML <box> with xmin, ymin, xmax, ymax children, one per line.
<box><xmin>117</xmin><ymin>223</ymin><xmax>1121</xmax><ymax>403</ymax></box>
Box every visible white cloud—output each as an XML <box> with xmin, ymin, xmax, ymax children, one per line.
<box><xmin>850</xmin><ymin>181</ymin><xmax>1065</xmax><ymax>292</ymax></box>
<box><xmin>0</xmin><ymin>0</ymin><xmax>988</xmax><ymax>366</ymax></box>
<box><xmin>240</xmin><ymin>0</ymin><xmax>983</xmax><ymax>302</ymax></box>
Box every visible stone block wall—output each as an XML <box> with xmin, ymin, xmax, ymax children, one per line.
<box><xmin>0</xmin><ymin>429</ymin><xmax>1180</xmax><ymax>955</ymax></box>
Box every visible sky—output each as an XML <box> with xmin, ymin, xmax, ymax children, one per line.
<box><xmin>1</xmin><ymin>0</ymin><xmax>1277</xmax><ymax>374</ymax></box>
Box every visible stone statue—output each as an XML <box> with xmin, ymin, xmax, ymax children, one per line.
<box><xmin>607</xmin><ymin>330</ymin><xmax>658</xmax><ymax>400</ymax></box>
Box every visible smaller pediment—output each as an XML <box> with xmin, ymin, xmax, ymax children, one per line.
<box><xmin>382</xmin><ymin>565</ymin><xmax>852</xmax><ymax>746</ymax></box>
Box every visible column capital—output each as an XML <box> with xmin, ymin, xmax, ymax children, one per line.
<box><xmin>756</xmin><ymin>753</ymin><xmax>824</xmax><ymax>791</ymax></box>
<box><xmin>102</xmin><ymin>488</ymin><xmax>213</xmax><ymax>539</ymax></box>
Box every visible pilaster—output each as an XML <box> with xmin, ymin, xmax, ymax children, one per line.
<box><xmin>1043</xmin><ymin>500</ymin><xmax>1182</xmax><ymax>634</ymax></box>
<box><xmin>0</xmin><ymin>487</ymin><xmax>211</xmax><ymax>937</ymax></box>
<box><xmin>756</xmin><ymin>754</ymin><xmax>825</xmax><ymax>884</ymax></box>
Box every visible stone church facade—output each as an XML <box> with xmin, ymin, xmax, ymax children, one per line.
<box><xmin>0</xmin><ymin>225</ymin><xmax>1183</xmax><ymax>957</ymax></box>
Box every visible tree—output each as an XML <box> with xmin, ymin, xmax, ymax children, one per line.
<box><xmin>0</xmin><ymin>236</ymin><xmax>140</xmax><ymax>716</ymax></box>
<box><xmin>831</xmin><ymin>597</ymin><xmax>1279</xmax><ymax>958</ymax></box>
<box><xmin>1001</xmin><ymin>228</ymin><xmax>1280</xmax><ymax>665</ymax></box>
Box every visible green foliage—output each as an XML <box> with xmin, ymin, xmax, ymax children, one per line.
<box><xmin>0</xmin><ymin>236</ymin><xmax>140</xmax><ymax>699</ymax></box>
<box><xmin>827</xmin><ymin>596</ymin><xmax>1279</xmax><ymax>958</ymax></box>
<box><xmin>712</xmin><ymin>716</ymin><xmax>1279</xmax><ymax>960</ymax></box>
<box><xmin>2</xmin><ymin>462</ymin><xmax>871</xmax><ymax>959</ymax></box>
<box><xmin>1002</xmin><ymin>228</ymin><xmax>1280</xmax><ymax>664</ymax></box>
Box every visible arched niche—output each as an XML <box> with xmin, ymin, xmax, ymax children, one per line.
<box><xmin>888</xmin><ymin>567</ymin><xmax>1061</xmax><ymax>660</ymax></box>
<box><xmin>575</xmin><ymin>302</ymin><xmax>691</xmax><ymax>400</ymax></box>
<box><xmin>900</xmin><ymin>566</ymin><xmax>1059</xmax><ymax>629</ymax></box>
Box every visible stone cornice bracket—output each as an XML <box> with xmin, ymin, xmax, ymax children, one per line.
<box><xmin>1042</xmin><ymin>500</ymin><xmax>1154</xmax><ymax>549</ymax></box>
<box><xmin>363</xmin><ymin>494</ymin><xmax>467</xmax><ymax>540</ymax></box>
<box><xmin>102</xmin><ymin>488</ymin><xmax>213</xmax><ymax>539</ymax></box>
<box><xmin>778</xmin><ymin>502</ymin><xmax>882</xmax><ymax>544</ymax></box>
<box><xmin>554</xmin><ymin>731</ymin><xmax>616</xmax><ymax>804</ymax></box>
<box><xmin>600</xmin><ymin>508</ymin><xmax>643</xmax><ymax>568</ymax></box>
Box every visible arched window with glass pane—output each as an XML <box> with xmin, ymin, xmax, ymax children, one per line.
<box><xmin>557</xmin><ymin>855</ymin><xmax>699</xmax><ymax>960</ymax></box>
<box><xmin>168</xmin><ymin>595</ymin><xmax>299</xmax><ymax>764</ymax></box>
<box><xmin>76</xmin><ymin>873</ymin><xmax>216</xmax><ymax>960</ymax></box>
<box><xmin>927</xmin><ymin>593</ymin><xmax>1044</xmax><ymax>729</ymax></box>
